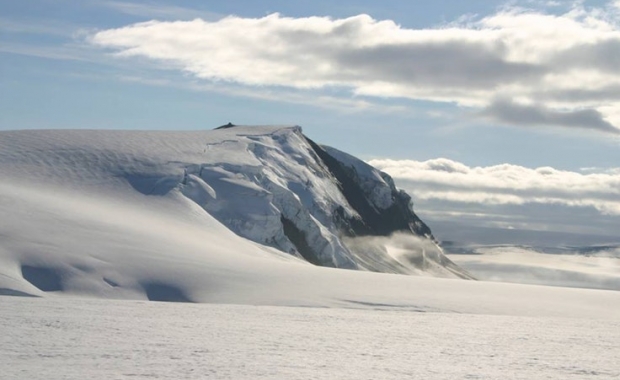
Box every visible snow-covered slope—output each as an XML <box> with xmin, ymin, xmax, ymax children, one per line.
<box><xmin>1</xmin><ymin>126</ymin><xmax>620</xmax><ymax>318</ymax></box>
<box><xmin>0</xmin><ymin>125</ymin><xmax>469</xmax><ymax>278</ymax></box>
<box><xmin>3</xmin><ymin>126</ymin><xmax>620</xmax><ymax>380</ymax></box>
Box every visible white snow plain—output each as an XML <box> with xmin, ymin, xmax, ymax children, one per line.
<box><xmin>2</xmin><ymin>297</ymin><xmax>619</xmax><ymax>379</ymax></box>
<box><xmin>1</xmin><ymin>127</ymin><xmax>619</xmax><ymax>378</ymax></box>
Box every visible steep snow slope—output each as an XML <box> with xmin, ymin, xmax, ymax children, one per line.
<box><xmin>1</xmin><ymin>127</ymin><xmax>620</xmax><ymax>318</ymax></box>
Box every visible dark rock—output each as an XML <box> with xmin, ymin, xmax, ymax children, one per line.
<box><xmin>215</xmin><ymin>122</ymin><xmax>236</xmax><ymax>130</ymax></box>
<box><xmin>305</xmin><ymin>136</ymin><xmax>433</xmax><ymax>239</ymax></box>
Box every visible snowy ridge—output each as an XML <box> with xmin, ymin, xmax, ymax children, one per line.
<box><xmin>322</xmin><ymin>145</ymin><xmax>396</xmax><ymax>211</ymax></box>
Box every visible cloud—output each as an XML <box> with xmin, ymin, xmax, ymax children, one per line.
<box><xmin>116</xmin><ymin>75</ymin><xmax>409</xmax><ymax>114</ymax></box>
<box><xmin>447</xmin><ymin>245</ymin><xmax>620</xmax><ymax>291</ymax></box>
<box><xmin>368</xmin><ymin>158</ymin><xmax>620</xmax><ymax>215</ymax></box>
<box><xmin>480</xmin><ymin>99</ymin><xmax>620</xmax><ymax>134</ymax></box>
<box><xmin>0</xmin><ymin>16</ymin><xmax>76</xmax><ymax>37</ymax></box>
<box><xmin>99</xmin><ymin>1</ymin><xmax>221</xmax><ymax>21</ymax></box>
<box><xmin>88</xmin><ymin>5</ymin><xmax>620</xmax><ymax>133</ymax></box>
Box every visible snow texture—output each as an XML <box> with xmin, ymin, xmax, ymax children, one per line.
<box><xmin>1</xmin><ymin>297</ymin><xmax>619</xmax><ymax>380</ymax></box>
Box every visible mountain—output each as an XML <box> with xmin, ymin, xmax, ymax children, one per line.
<box><xmin>0</xmin><ymin>125</ymin><xmax>471</xmax><ymax>301</ymax></box>
<box><xmin>3</xmin><ymin>127</ymin><xmax>620</xmax><ymax>380</ymax></box>
<box><xmin>182</xmin><ymin>125</ymin><xmax>469</xmax><ymax>277</ymax></box>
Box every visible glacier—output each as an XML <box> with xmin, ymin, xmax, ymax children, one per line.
<box><xmin>0</xmin><ymin>124</ymin><xmax>470</xmax><ymax>300</ymax></box>
<box><xmin>2</xmin><ymin>125</ymin><xmax>620</xmax><ymax>380</ymax></box>
<box><xmin>1</xmin><ymin>124</ymin><xmax>619</xmax><ymax>317</ymax></box>
<box><xmin>186</xmin><ymin>125</ymin><xmax>470</xmax><ymax>277</ymax></box>
<box><xmin>3</xmin><ymin>297</ymin><xmax>620</xmax><ymax>380</ymax></box>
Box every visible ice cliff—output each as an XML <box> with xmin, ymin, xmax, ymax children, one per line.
<box><xmin>182</xmin><ymin>125</ymin><xmax>471</xmax><ymax>278</ymax></box>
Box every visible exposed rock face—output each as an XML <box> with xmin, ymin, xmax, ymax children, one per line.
<box><xmin>178</xmin><ymin>125</ymin><xmax>472</xmax><ymax>279</ymax></box>
<box><xmin>305</xmin><ymin>138</ymin><xmax>433</xmax><ymax>239</ymax></box>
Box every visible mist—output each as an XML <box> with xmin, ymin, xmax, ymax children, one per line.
<box><xmin>447</xmin><ymin>245</ymin><xmax>620</xmax><ymax>291</ymax></box>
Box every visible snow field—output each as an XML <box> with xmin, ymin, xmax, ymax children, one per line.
<box><xmin>1</xmin><ymin>296</ymin><xmax>619</xmax><ymax>380</ymax></box>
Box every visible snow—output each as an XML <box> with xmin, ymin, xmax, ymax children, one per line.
<box><xmin>0</xmin><ymin>126</ymin><xmax>467</xmax><ymax>279</ymax></box>
<box><xmin>2</xmin><ymin>297</ymin><xmax>619</xmax><ymax>379</ymax></box>
<box><xmin>1</xmin><ymin>126</ymin><xmax>620</xmax><ymax>378</ymax></box>
<box><xmin>0</xmin><ymin>127</ymin><xmax>619</xmax><ymax>314</ymax></box>
<box><xmin>3</xmin><ymin>174</ymin><xmax>618</xmax><ymax>317</ymax></box>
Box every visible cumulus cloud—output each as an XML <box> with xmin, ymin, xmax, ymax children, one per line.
<box><xmin>368</xmin><ymin>158</ymin><xmax>620</xmax><ymax>215</ymax></box>
<box><xmin>89</xmin><ymin>4</ymin><xmax>620</xmax><ymax>133</ymax></box>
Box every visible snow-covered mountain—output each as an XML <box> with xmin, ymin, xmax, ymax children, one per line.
<box><xmin>3</xmin><ymin>125</ymin><xmax>620</xmax><ymax>321</ymax></box>
<box><xmin>185</xmin><ymin>124</ymin><xmax>469</xmax><ymax>277</ymax></box>
<box><xmin>1</xmin><ymin>125</ymin><xmax>618</xmax><ymax>378</ymax></box>
<box><xmin>0</xmin><ymin>124</ymin><xmax>469</xmax><ymax>286</ymax></box>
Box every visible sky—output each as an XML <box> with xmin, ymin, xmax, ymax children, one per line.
<box><xmin>1</xmin><ymin>0</ymin><xmax>619</xmax><ymax>245</ymax></box>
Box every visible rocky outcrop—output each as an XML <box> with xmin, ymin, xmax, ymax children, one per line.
<box><xmin>305</xmin><ymin>137</ymin><xmax>433</xmax><ymax>239</ymax></box>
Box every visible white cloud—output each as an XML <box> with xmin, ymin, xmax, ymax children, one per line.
<box><xmin>448</xmin><ymin>245</ymin><xmax>620</xmax><ymax>291</ymax></box>
<box><xmin>368</xmin><ymin>158</ymin><xmax>620</xmax><ymax>215</ymax></box>
<box><xmin>99</xmin><ymin>1</ymin><xmax>221</xmax><ymax>21</ymax></box>
<box><xmin>89</xmin><ymin>4</ymin><xmax>620</xmax><ymax>133</ymax></box>
<box><xmin>116</xmin><ymin>74</ymin><xmax>409</xmax><ymax>114</ymax></box>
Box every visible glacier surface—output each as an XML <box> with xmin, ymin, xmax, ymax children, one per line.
<box><xmin>0</xmin><ymin>125</ymin><xmax>473</xmax><ymax>302</ymax></box>
<box><xmin>2</xmin><ymin>297</ymin><xmax>619</xmax><ymax>380</ymax></box>
<box><xmin>1</xmin><ymin>126</ymin><xmax>619</xmax><ymax>379</ymax></box>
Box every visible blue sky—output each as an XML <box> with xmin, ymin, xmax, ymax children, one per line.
<box><xmin>2</xmin><ymin>0</ymin><xmax>619</xmax><ymax>243</ymax></box>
